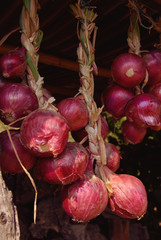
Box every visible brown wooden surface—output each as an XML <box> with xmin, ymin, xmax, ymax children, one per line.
<box><xmin>0</xmin><ymin>170</ymin><xmax>20</xmax><ymax>240</ymax></box>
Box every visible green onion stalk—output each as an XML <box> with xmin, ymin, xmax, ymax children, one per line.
<box><xmin>20</xmin><ymin>0</ymin><xmax>56</xmax><ymax>110</ymax></box>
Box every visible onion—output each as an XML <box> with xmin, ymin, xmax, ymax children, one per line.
<box><xmin>143</xmin><ymin>50</ymin><xmax>161</xmax><ymax>85</ymax></box>
<box><xmin>145</xmin><ymin>81</ymin><xmax>161</xmax><ymax>102</ymax></box>
<box><xmin>20</xmin><ymin>109</ymin><xmax>69</xmax><ymax>157</ymax></box>
<box><xmin>71</xmin><ymin>115</ymin><xmax>109</xmax><ymax>145</ymax></box>
<box><xmin>0</xmin><ymin>83</ymin><xmax>38</xmax><ymax>125</ymax></box>
<box><xmin>100</xmin><ymin>115</ymin><xmax>109</xmax><ymax>139</ymax></box>
<box><xmin>103</xmin><ymin>166</ymin><xmax>148</xmax><ymax>219</ymax></box>
<box><xmin>102</xmin><ymin>84</ymin><xmax>134</xmax><ymax>119</ymax></box>
<box><xmin>61</xmin><ymin>171</ymin><xmax>108</xmax><ymax>222</ymax></box>
<box><xmin>57</xmin><ymin>96</ymin><xmax>89</xmax><ymax>131</ymax></box>
<box><xmin>121</xmin><ymin>120</ymin><xmax>147</xmax><ymax>144</ymax></box>
<box><xmin>150</xmin><ymin>125</ymin><xmax>161</xmax><ymax>131</ymax></box>
<box><xmin>125</xmin><ymin>93</ymin><xmax>161</xmax><ymax>128</ymax></box>
<box><xmin>0</xmin><ymin>47</ymin><xmax>27</xmax><ymax>79</ymax></box>
<box><xmin>0</xmin><ymin>130</ymin><xmax>36</xmax><ymax>173</ymax></box>
<box><xmin>111</xmin><ymin>53</ymin><xmax>147</xmax><ymax>88</ymax></box>
<box><xmin>105</xmin><ymin>142</ymin><xmax>120</xmax><ymax>172</ymax></box>
<box><xmin>34</xmin><ymin>142</ymin><xmax>89</xmax><ymax>185</ymax></box>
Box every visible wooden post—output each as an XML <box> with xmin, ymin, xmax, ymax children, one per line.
<box><xmin>0</xmin><ymin>170</ymin><xmax>20</xmax><ymax>239</ymax></box>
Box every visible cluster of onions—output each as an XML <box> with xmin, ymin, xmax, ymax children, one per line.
<box><xmin>0</xmin><ymin>48</ymin><xmax>70</xmax><ymax>173</ymax></box>
<box><xmin>0</xmin><ymin>47</ymin><xmax>38</xmax><ymax>173</ymax></box>
<box><xmin>0</xmin><ymin>46</ymin><xmax>109</xmax><ymax>222</ymax></box>
<box><xmin>55</xmin><ymin>76</ymin><xmax>148</xmax><ymax>222</ymax></box>
<box><xmin>102</xmin><ymin>50</ymin><xmax>161</xmax><ymax>144</ymax></box>
<box><xmin>0</xmin><ymin>39</ymin><xmax>148</xmax><ymax>224</ymax></box>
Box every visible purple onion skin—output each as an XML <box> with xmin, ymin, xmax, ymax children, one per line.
<box><xmin>35</xmin><ymin>142</ymin><xmax>89</xmax><ymax>185</ymax></box>
<box><xmin>103</xmin><ymin>166</ymin><xmax>148</xmax><ymax>219</ymax></box>
<box><xmin>100</xmin><ymin>115</ymin><xmax>109</xmax><ymax>139</ymax></box>
<box><xmin>111</xmin><ymin>53</ymin><xmax>147</xmax><ymax>88</ymax></box>
<box><xmin>57</xmin><ymin>96</ymin><xmax>89</xmax><ymax>131</ymax></box>
<box><xmin>0</xmin><ymin>47</ymin><xmax>27</xmax><ymax>79</ymax></box>
<box><xmin>61</xmin><ymin>171</ymin><xmax>108</xmax><ymax>222</ymax></box>
<box><xmin>71</xmin><ymin>115</ymin><xmax>109</xmax><ymax>146</ymax></box>
<box><xmin>102</xmin><ymin>84</ymin><xmax>134</xmax><ymax>119</ymax></box>
<box><xmin>145</xmin><ymin>81</ymin><xmax>161</xmax><ymax>102</ymax></box>
<box><xmin>105</xmin><ymin>142</ymin><xmax>120</xmax><ymax>172</ymax></box>
<box><xmin>0</xmin><ymin>131</ymin><xmax>36</xmax><ymax>173</ymax></box>
<box><xmin>0</xmin><ymin>83</ymin><xmax>38</xmax><ymax>125</ymax></box>
<box><xmin>20</xmin><ymin>109</ymin><xmax>69</xmax><ymax>157</ymax></box>
<box><xmin>143</xmin><ymin>50</ymin><xmax>161</xmax><ymax>85</ymax></box>
<box><xmin>122</xmin><ymin>120</ymin><xmax>147</xmax><ymax>144</ymax></box>
<box><xmin>125</xmin><ymin>93</ymin><xmax>161</xmax><ymax>128</ymax></box>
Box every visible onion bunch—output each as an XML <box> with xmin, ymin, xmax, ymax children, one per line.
<box><xmin>102</xmin><ymin>49</ymin><xmax>161</xmax><ymax>145</ymax></box>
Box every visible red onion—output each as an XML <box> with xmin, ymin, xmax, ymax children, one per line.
<box><xmin>61</xmin><ymin>171</ymin><xmax>108</xmax><ymax>222</ymax></box>
<box><xmin>103</xmin><ymin>166</ymin><xmax>148</xmax><ymax>219</ymax></box>
<box><xmin>100</xmin><ymin>115</ymin><xmax>109</xmax><ymax>139</ymax></box>
<box><xmin>145</xmin><ymin>81</ymin><xmax>161</xmax><ymax>102</ymax></box>
<box><xmin>0</xmin><ymin>130</ymin><xmax>35</xmax><ymax>173</ymax></box>
<box><xmin>105</xmin><ymin>142</ymin><xmax>120</xmax><ymax>172</ymax></box>
<box><xmin>102</xmin><ymin>84</ymin><xmax>134</xmax><ymax>119</ymax></box>
<box><xmin>111</xmin><ymin>53</ymin><xmax>147</xmax><ymax>88</ymax></box>
<box><xmin>125</xmin><ymin>93</ymin><xmax>161</xmax><ymax>128</ymax></box>
<box><xmin>143</xmin><ymin>50</ymin><xmax>161</xmax><ymax>85</ymax></box>
<box><xmin>121</xmin><ymin>120</ymin><xmax>147</xmax><ymax>144</ymax></box>
<box><xmin>150</xmin><ymin>125</ymin><xmax>161</xmax><ymax>131</ymax></box>
<box><xmin>20</xmin><ymin>109</ymin><xmax>69</xmax><ymax>157</ymax></box>
<box><xmin>0</xmin><ymin>83</ymin><xmax>38</xmax><ymax>125</ymax></box>
<box><xmin>34</xmin><ymin>142</ymin><xmax>89</xmax><ymax>185</ymax></box>
<box><xmin>0</xmin><ymin>47</ymin><xmax>27</xmax><ymax>79</ymax></box>
<box><xmin>71</xmin><ymin>115</ymin><xmax>109</xmax><ymax>145</ymax></box>
<box><xmin>57</xmin><ymin>96</ymin><xmax>89</xmax><ymax>131</ymax></box>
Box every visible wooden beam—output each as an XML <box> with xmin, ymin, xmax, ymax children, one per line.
<box><xmin>0</xmin><ymin>44</ymin><xmax>111</xmax><ymax>78</ymax></box>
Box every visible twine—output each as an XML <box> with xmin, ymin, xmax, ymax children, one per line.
<box><xmin>20</xmin><ymin>0</ymin><xmax>57</xmax><ymax>111</ymax></box>
<box><xmin>71</xmin><ymin>2</ymin><xmax>107</xmax><ymax>182</ymax></box>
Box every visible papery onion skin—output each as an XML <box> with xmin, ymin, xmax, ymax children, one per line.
<box><xmin>143</xmin><ymin>50</ymin><xmax>161</xmax><ymax>85</ymax></box>
<box><xmin>105</xmin><ymin>142</ymin><xmax>120</xmax><ymax>172</ymax></box>
<box><xmin>0</xmin><ymin>130</ymin><xmax>36</xmax><ymax>173</ymax></box>
<box><xmin>125</xmin><ymin>93</ymin><xmax>161</xmax><ymax>128</ymax></box>
<box><xmin>57</xmin><ymin>96</ymin><xmax>89</xmax><ymax>131</ymax></box>
<box><xmin>103</xmin><ymin>166</ymin><xmax>148</xmax><ymax>219</ymax></box>
<box><xmin>0</xmin><ymin>47</ymin><xmax>27</xmax><ymax>79</ymax></box>
<box><xmin>20</xmin><ymin>109</ymin><xmax>69</xmax><ymax>157</ymax></box>
<box><xmin>61</xmin><ymin>172</ymin><xmax>108</xmax><ymax>222</ymax></box>
<box><xmin>121</xmin><ymin>120</ymin><xmax>147</xmax><ymax>144</ymax></box>
<box><xmin>102</xmin><ymin>84</ymin><xmax>134</xmax><ymax>119</ymax></box>
<box><xmin>111</xmin><ymin>53</ymin><xmax>146</xmax><ymax>88</ymax></box>
<box><xmin>34</xmin><ymin>142</ymin><xmax>89</xmax><ymax>185</ymax></box>
<box><xmin>0</xmin><ymin>83</ymin><xmax>38</xmax><ymax>125</ymax></box>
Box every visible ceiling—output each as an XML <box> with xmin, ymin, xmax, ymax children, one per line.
<box><xmin>0</xmin><ymin>0</ymin><xmax>161</xmax><ymax>105</ymax></box>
